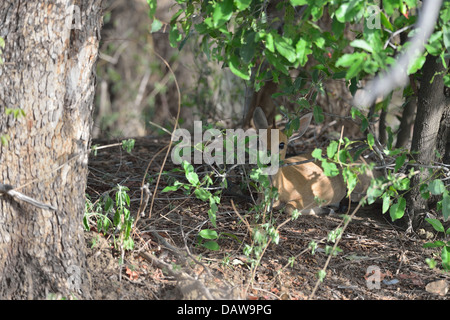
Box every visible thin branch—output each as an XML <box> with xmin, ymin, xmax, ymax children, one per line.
<box><xmin>354</xmin><ymin>0</ymin><xmax>443</xmax><ymax>107</ymax></box>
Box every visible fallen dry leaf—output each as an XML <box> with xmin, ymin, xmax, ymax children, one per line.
<box><xmin>126</xmin><ymin>267</ymin><xmax>140</xmax><ymax>281</ymax></box>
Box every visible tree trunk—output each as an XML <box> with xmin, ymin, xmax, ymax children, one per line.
<box><xmin>395</xmin><ymin>92</ymin><xmax>417</xmax><ymax>148</ymax></box>
<box><xmin>0</xmin><ymin>1</ymin><xmax>102</xmax><ymax>299</ymax></box>
<box><xmin>404</xmin><ymin>54</ymin><xmax>449</xmax><ymax>230</ymax></box>
<box><xmin>395</xmin><ymin>31</ymin><xmax>418</xmax><ymax>149</ymax></box>
<box><xmin>436</xmin><ymin>104</ymin><xmax>450</xmax><ymax>169</ymax></box>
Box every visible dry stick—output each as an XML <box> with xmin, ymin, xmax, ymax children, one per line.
<box><xmin>134</xmin><ymin>144</ymin><xmax>169</xmax><ymax>228</ymax></box>
<box><xmin>307</xmin><ymin>126</ymin><xmax>362</xmax><ymax>299</ymax></box>
<box><xmin>306</xmin><ymin>167</ymin><xmax>422</xmax><ymax>299</ymax></box>
<box><xmin>230</xmin><ymin>199</ymin><xmax>252</xmax><ymax>234</ymax></box>
<box><xmin>230</xmin><ymin>199</ymin><xmax>259</xmax><ymax>297</ymax></box>
<box><xmin>138</xmin><ymin>49</ymin><xmax>182</xmax><ymax>221</ymax></box>
<box><xmin>354</xmin><ymin>0</ymin><xmax>443</xmax><ymax>107</ymax></box>
<box><xmin>308</xmin><ymin>195</ymin><xmax>367</xmax><ymax>300</ymax></box>
<box><xmin>231</xmin><ymin>199</ymin><xmax>279</xmax><ymax>296</ymax></box>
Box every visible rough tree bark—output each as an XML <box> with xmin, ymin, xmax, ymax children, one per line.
<box><xmin>395</xmin><ymin>33</ymin><xmax>419</xmax><ymax>149</ymax></box>
<box><xmin>405</xmin><ymin>54</ymin><xmax>450</xmax><ymax>230</ymax></box>
<box><xmin>395</xmin><ymin>94</ymin><xmax>417</xmax><ymax>148</ymax></box>
<box><xmin>0</xmin><ymin>1</ymin><xmax>102</xmax><ymax>299</ymax></box>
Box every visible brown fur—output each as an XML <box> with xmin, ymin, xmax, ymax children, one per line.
<box><xmin>252</xmin><ymin>108</ymin><xmax>376</xmax><ymax>215</ymax></box>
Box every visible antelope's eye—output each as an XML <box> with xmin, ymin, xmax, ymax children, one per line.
<box><xmin>279</xmin><ymin>142</ymin><xmax>285</xmax><ymax>150</ymax></box>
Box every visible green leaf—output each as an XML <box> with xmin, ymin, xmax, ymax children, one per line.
<box><xmin>445</xmin><ymin>74</ymin><xmax>450</xmax><ymax>87</ymax></box>
<box><xmin>425</xmin><ymin>258</ymin><xmax>437</xmax><ymax>269</ymax></box>
<box><xmin>443</xmin><ymin>24</ymin><xmax>450</xmax><ymax>52</ymax></box>
<box><xmin>265</xmin><ymin>50</ymin><xmax>289</xmax><ymax>75</ymax></box>
<box><xmin>202</xmin><ymin>241</ymin><xmax>220</xmax><ymax>251</ymax></box>
<box><xmin>199</xmin><ymin>229</ymin><xmax>218</xmax><ymax>240</ymax></box>
<box><xmin>213</xmin><ymin>0</ymin><xmax>233</xmax><ymax>28</ymax></box>
<box><xmin>151</xmin><ymin>19</ymin><xmax>163</xmax><ymax>33</ymax></box>
<box><xmin>343</xmin><ymin>168</ymin><xmax>357</xmax><ymax>195</ymax></box>
<box><xmin>169</xmin><ymin>25</ymin><xmax>182</xmax><ymax>47</ymax></box>
<box><xmin>265</xmin><ymin>32</ymin><xmax>275</xmax><ymax>52</ymax></box>
<box><xmin>420</xmin><ymin>183</ymin><xmax>431</xmax><ymax>200</ymax></box>
<box><xmin>382</xmin><ymin>193</ymin><xmax>390</xmax><ymax>214</ymax></box>
<box><xmin>322</xmin><ymin>161</ymin><xmax>339</xmax><ymax>177</ymax></box>
<box><xmin>384</xmin><ymin>0</ymin><xmax>402</xmax><ymax>16</ymax></box>
<box><xmin>442</xmin><ymin>191</ymin><xmax>450</xmax><ymax>221</ymax></box>
<box><xmin>326</xmin><ymin>141</ymin><xmax>338</xmax><ymax>158</ymax></box>
<box><xmin>311</xmin><ymin>148</ymin><xmax>324</xmax><ymax>160</ymax></box>
<box><xmin>380</xmin><ymin>12</ymin><xmax>393</xmax><ymax>31</ymax></box>
<box><xmin>313</xmin><ymin>105</ymin><xmax>324</xmax><ymax>123</ymax></box>
<box><xmin>408</xmin><ymin>55</ymin><xmax>426</xmax><ymax>75</ymax></box>
<box><xmin>194</xmin><ymin>187</ymin><xmax>210</xmax><ymax>201</ymax></box>
<box><xmin>162</xmin><ymin>185</ymin><xmax>180</xmax><ymax>192</ymax></box>
<box><xmin>338</xmin><ymin>149</ymin><xmax>349</xmax><ymax>164</ymax></box>
<box><xmin>367</xmin><ymin>133</ymin><xmax>375</xmax><ymax>148</ymax></box>
<box><xmin>240</xmin><ymin>30</ymin><xmax>256</xmax><ymax>63</ymax></box>
<box><xmin>336</xmin><ymin>52</ymin><xmax>367</xmax><ymax>80</ymax></box>
<box><xmin>317</xmin><ymin>269</ymin><xmax>327</xmax><ymax>282</ymax></box>
<box><xmin>394</xmin><ymin>153</ymin><xmax>406</xmax><ymax>172</ymax></box>
<box><xmin>235</xmin><ymin>0</ymin><xmax>251</xmax><ymax>11</ymax></box>
<box><xmin>442</xmin><ymin>246</ymin><xmax>450</xmax><ymax>271</ymax></box>
<box><xmin>331</xmin><ymin>19</ymin><xmax>345</xmax><ymax>38</ymax></box>
<box><xmin>185</xmin><ymin>169</ymin><xmax>199</xmax><ymax>185</ymax></box>
<box><xmin>147</xmin><ymin>0</ymin><xmax>157</xmax><ymax>18</ymax></box>
<box><xmin>275</xmin><ymin>35</ymin><xmax>296</xmax><ymax>63</ymax></box>
<box><xmin>423</xmin><ymin>241</ymin><xmax>446</xmax><ymax>248</ymax></box>
<box><xmin>425</xmin><ymin>31</ymin><xmax>443</xmax><ymax>56</ymax></box>
<box><xmin>295</xmin><ymin>38</ymin><xmax>313</xmax><ymax>67</ymax></box>
<box><xmin>389</xmin><ymin>197</ymin><xmax>406</xmax><ymax>221</ymax></box>
<box><xmin>228</xmin><ymin>55</ymin><xmax>250</xmax><ymax>80</ymax></box>
<box><xmin>367</xmin><ymin>183</ymin><xmax>384</xmax><ymax>205</ymax></box>
<box><xmin>289</xmin><ymin>0</ymin><xmax>308</xmax><ymax>6</ymax></box>
<box><xmin>350</xmin><ymin>39</ymin><xmax>373</xmax><ymax>53</ymax></box>
<box><xmin>335</xmin><ymin>1</ymin><xmax>364</xmax><ymax>22</ymax></box>
<box><xmin>428</xmin><ymin>179</ymin><xmax>445</xmax><ymax>195</ymax></box>
<box><xmin>425</xmin><ymin>218</ymin><xmax>445</xmax><ymax>233</ymax></box>
<box><xmin>208</xmin><ymin>198</ymin><xmax>218</xmax><ymax>227</ymax></box>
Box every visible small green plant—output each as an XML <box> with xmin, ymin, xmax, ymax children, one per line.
<box><xmin>162</xmin><ymin>160</ymin><xmax>222</xmax><ymax>249</ymax></box>
<box><xmin>90</xmin><ymin>139</ymin><xmax>135</xmax><ymax>156</ymax></box>
<box><xmin>112</xmin><ymin>185</ymin><xmax>134</xmax><ymax>251</ymax></box>
<box><xmin>83</xmin><ymin>194</ymin><xmax>113</xmax><ymax>234</ymax></box>
<box><xmin>197</xmin><ymin>229</ymin><xmax>220</xmax><ymax>251</ymax></box>
<box><xmin>5</xmin><ymin>107</ymin><xmax>25</xmax><ymax>119</ymax></box>
<box><xmin>423</xmin><ymin>218</ymin><xmax>450</xmax><ymax>272</ymax></box>
<box><xmin>121</xmin><ymin>139</ymin><xmax>135</xmax><ymax>153</ymax></box>
<box><xmin>244</xmin><ymin>163</ymin><xmax>283</xmax><ymax>267</ymax></box>
<box><xmin>0</xmin><ymin>134</ymin><xmax>10</xmax><ymax>146</ymax></box>
<box><xmin>84</xmin><ymin>185</ymin><xmax>134</xmax><ymax>252</ymax></box>
<box><xmin>422</xmin><ymin>182</ymin><xmax>450</xmax><ymax>272</ymax></box>
<box><xmin>1</xmin><ymin>108</ymin><xmax>25</xmax><ymax>147</ymax></box>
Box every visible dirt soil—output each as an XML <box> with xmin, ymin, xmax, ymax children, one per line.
<box><xmin>85</xmin><ymin>136</ymin><xmax>449</xmax><ymax>300</ymax></box>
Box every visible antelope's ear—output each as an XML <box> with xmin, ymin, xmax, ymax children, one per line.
<box><xmin>297</xmin><ymin>113</ymin><xmax>312</xmax><ymax>138</ymax></box>
<box><xmin>253</xmin><ymin>107</ymin><xmax>269</xmax><ymax>129</ymax></box>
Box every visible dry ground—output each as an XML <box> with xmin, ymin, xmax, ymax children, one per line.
<box><xmin>84</xmin><ymin>136</ymin><xmax>449</xmax><ymax>300</ymax></box>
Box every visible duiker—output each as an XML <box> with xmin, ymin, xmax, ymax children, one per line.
<box><xmin>243</xmin><ymin>80</ymin><xmax>278</xmax><ymax>129</ymax></box>
<box><xmin>252</xmin><ymin>107</ymin><xmax>347</xmax><ymax>215</ymax></box>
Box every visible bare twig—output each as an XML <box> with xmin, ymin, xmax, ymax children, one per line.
<box><xmin>354</xmin><ymin>0</ymin><xmax>443</xmax><ymax>107</ymax></box>
<box><xmin>0</xmin><ymin>183</ymin><xmax>57</xmax><ymax>211</ymax></box>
